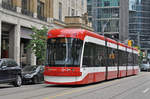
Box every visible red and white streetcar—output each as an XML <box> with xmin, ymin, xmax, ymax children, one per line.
<box><xmin>44</xmin><ymin>29</ymin><xmax>139</xmax><ymax>85</ymax></box>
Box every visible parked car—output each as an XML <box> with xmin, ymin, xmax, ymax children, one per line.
<box><xmin>0</xmin><ymin>58</ymin><xmax>22</xmax><ymax>87</ymax></box>
<box><xmin>22</xmin><ymin>65</ymin><xmax>44</xmax><ymax>84</ymax></box>
<box><xmin>140</xmin><ymin>63</ymin><xmax>150</xmax><ymax>71</ymax></box>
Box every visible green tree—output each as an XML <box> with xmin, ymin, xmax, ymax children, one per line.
<box><xmin>27</xmin><ymin>26</ymin><xmax>48</xmax><ymax>65</ymax></box>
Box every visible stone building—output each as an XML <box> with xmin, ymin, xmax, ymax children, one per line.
<box><xmin>0</xmin><ymin>0</ymin><xmax>89</xmax><ymax>66</ymax></box>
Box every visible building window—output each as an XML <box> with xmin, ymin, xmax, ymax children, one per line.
<box><xmin>22</xmin><ymin>0</ymin><xmax>28</xmax><ymax>10</ymax></box>
<box><xmin>21</xmin><ymin>0</ymin><xmax>33</xmax><ymax>16</ymax></box>
<box><xmin>37</xmin><ymin>1</ymin><xmax>47</xmax><ymax>21</ymax></box>
<box><xmin>82</xmin><ymin>0</ymin><xmax>84</xmax><ymax>6</ymax></box>
<box><xmin>104</xmin><ymin>1</ymin><xmax>110</xmax><ymax>6</ymax></box>
<box><xmin>59</xmin><ymin>2</ymin><xmax>62</xmax><ymax>21</ymax></box>
<box><xmin>2</xmin><ymin>0</ymin><xmax>16</xmax><ymax>11</ymax></box>
<box><xmin>37</xmin><ymin>1</ymin><xmax>44</xmax><ymax>17</ymax></box>
<box><xmin>71</xmin><ymin>9</ymin><xmax>75</xmax><ymax>16</ymax></box>
<box><xmin>2</xmin><ymin>0</ymin><xmax>12</xmax><ymax>5</ymax></box>
<box><xmin>22</xmin><ymin>0</ymin><xmax>31</xmax><ymax>11</ymax></box>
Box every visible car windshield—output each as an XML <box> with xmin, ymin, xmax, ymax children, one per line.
<box><xmin>23</xmin><ymin>66</ymin><xmax>37</xmax><ymax>72</ymax></box>
<box><xmin>47</xmin><ymin>37</ymin><xmax>83</xmax><ymax>67</ymax></box>
<box><xmin>141</xmin><ymin>64</ymin><xmax>149</xmax><ymax>67</ymax></box>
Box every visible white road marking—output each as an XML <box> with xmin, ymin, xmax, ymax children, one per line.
<box><xmin>142</xmin><ymin>88</ymin><xmax>150</xmax><ymax>93</ymax></box>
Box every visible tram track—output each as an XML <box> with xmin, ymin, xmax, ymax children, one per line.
<box><xmin>23</xmin><ymin>73</ymin><xmax>147</xmax><ymax>99</ymax></box>
<box><xmin>0</xmin><ymin>84</ymin><xmax>78</xmax><ymax>98</ymax></box>
<box><xmin>24</xmin><ymin>88</ymin><xmax>72</xmax><ymax>99</ymax></box>
<box><xmin>0</xmin><ymin>73</ymin><xmax>147</xmax><ymax>99</ymax></box>
<box><xmin>109</xmin><ymin>78</ymin><xmax>150</xmax><ymax>99</ymax></box>
<box><xmin>54</xmin><ymin>73</ymin><xmax>149</xmax><ymax>99</ymax></box>
<box><xmin>0</xmin><ymin>84</ymin><xmax>45</xmax><ymax>96</ymax></box>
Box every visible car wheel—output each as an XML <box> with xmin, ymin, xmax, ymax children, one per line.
<box><xmin>13</xmin><ymin>75</ymin><xmax>22</xmax><ymax>87</ymax></box>
<box><xmin>33</xmin><ymin>76</ymin><xmax>38</xmax><ymax>84</ymax></box>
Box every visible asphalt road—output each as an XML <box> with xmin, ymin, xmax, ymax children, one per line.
<box><xmin>0</xmin><ymin>72</ymin><xmax>150</xmax><ymax>99</ymax></box>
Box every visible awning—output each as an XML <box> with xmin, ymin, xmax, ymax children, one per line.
<box><xmin>21</xmin><ymin>27</ymin><xmax>33</xmax><ymax>39</ymax></box>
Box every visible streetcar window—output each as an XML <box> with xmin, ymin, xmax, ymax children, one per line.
<box><xmin>94</xmin><ymin>44</ymin><xmax>107</xmax><ymax>67</ymax></box>
<box><xmin>128</xmin><ymin>52</ymin><xmax>133</xmax><ymax>66</ymax></box>
<box><xmin>107</xmin><ymin>48</ymin><xmax>118</xmax><ymax>66</ymax></box>
<box><xmin>82</xmin><ymin>43</ymin><xmax>93</xmax><ymax>67</ymax></box>
<box><xmin>82</xmin><ymin>42</ymin><xmax>107</xmax><ymax>67</ymax></box>
<box><xmin>133</xmin><ymin>54</ymin><xmax>138</xmax><ymax>66</ymax></box>
<box><xmin>47</xmin><ymin>38</ymin><xmax>83</xmax><ymax>67</ymax></box>
<box><xmin>118</xmin><ymin>50</ymin><xmax>127</xmax><ymax>66</ymax></box>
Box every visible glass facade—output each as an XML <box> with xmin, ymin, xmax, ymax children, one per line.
<box><xmin>88</xmin><ymin>0</ymin><xmax>150</xmax><ymax>51</ymax></box>
<box><xmin>87</xmin><ymin>0</ymin><xmax>92</xmax><ymax>22</ymax></box>
<box><xmin>129</xmin><ymin>0</ymin><xmax>150</xmax><ymax>51</ymax></box>
<box><xmin>129</xmin><ymin>0</ymin><xmax>136</xmax><ymax>11</ymax></box>
<box><xmin>95</xmin><ymin>0</ymin><xmax>120</xmax><ymax>7</ymax></box>
<box><xmin>88</xmin><ymin>0</ymin><xmax>120</xmax><ymax>39</ymax></box>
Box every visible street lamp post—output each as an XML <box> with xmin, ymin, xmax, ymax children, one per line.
<box><xmin>102</xmin><ymin>19</ymin><xmax>110</xmax><ymax>36</ymax></box>
<box><xmin>101</xmin><ymin>14</ymin><xmax>118</xmax><ymax>36</ymax></box>
<box><xmin>137</xmin><ymin>32</ymin><xmax>140</xmax><ymax>48</ymax></box>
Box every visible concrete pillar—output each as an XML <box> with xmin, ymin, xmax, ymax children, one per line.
<box><xmin>31</xmin><ymin>52</ymin><xmax>36</xmax><ymax>65</ymax></box>
<box><xmin>14</xmin><ymin>24</ymin><xmax>21</xmax><ymax>65</ymax></box>
<box><xmin>0</xmin><ymin>18</ymin><xmax>1</xmax><ymax>58</ymax></box>
<box><xmin>0</xmin><ymin>0</ymin><xmax>2</xmax><ymax>10</ymax></box>
<box><xmin>47</xmin><ymin>0</ymin><xmax>54</xmax><ymax>22</ymax></box>
<box><xmin>49</xmin><ymin>0</ymin><xmax>53</xmax><ymax>18</ymax></box>
<box><xmin>27</xmin><ymin>48</ymin><xmax>31</xmax><ymax>65</ymax></box>
<box><xmin>33</xmin><ymin>0</ymin><xmax>37</xmax><ymax>18</ymax></box>
<box><xmin>0</xmin><ymin>0</ymin><xmax>2</xmax><ymax>4</ymax></box>
<box><xmin>20</xmin><ymin>43</ymin><xmax>24</xmax><ymax>66</ymax></box>
<box><xmin>9</xmin><ymin>24</ymin><xmax>20</xmax><ymax>65</ymax></box>
<box><xmin>27</xmin><ymin>48</ymin><xmax>36</xmax><ymax>65</ymax></box>
<box><xmin>21</xmin><ymin>43</ymin><xmax>24</xmax><ymax>55</ymax></box>
<box><xmin>119</xmin><ymin>0</ymin><xmax>129</xmax><ymax>41</ymax></box>
<box><xmin>9</xmin><ymin>27</ymin><xmax>15</xmax><ymax>59</ymax></box>
<box><xmin>16</xmin><ymin>0</ymin><xmax>22</xmax><ymax>13</ymax></box>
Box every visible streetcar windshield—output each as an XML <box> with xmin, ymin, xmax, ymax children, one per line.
<box><xmin>47</xmin><ymin>38</ymin><xmax>83</xmax><ymax>67</ymax></box>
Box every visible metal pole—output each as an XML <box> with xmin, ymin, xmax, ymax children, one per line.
<box><xmin>102</xmin><ymin>19</ymin><xmax>110</xmax><ymax>36</ymax></box>
<box><xmin>101</xmin><ymin>14</ymin><xmax>117</xmax><ymax>36</ymax></box>
<box><xmin>138</xmin><ymin>32</ymin><xmax>140</xmax><ymax>48</ymax></box>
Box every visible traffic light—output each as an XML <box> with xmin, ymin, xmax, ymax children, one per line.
<box><xmin>143</xmin><ymin>52</ymin><xmax>146</xmax><ymax>57</ymax></box>
<box><xmin>128</xmin><ymin>40</ymin><xmax>132</xmax><ymax>47</ymax></box>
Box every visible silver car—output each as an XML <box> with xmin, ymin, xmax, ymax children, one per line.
<box><xmin>140</xmin><ymin>63</ymin><xmax>150</xmax><ymax>71</ymax></box>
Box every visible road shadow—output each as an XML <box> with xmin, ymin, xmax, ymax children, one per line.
<box><xmin>44</xmin><ymin>75</ymin><xmax>137</xmax><ymax>88</ymax></box>
<box><xmin>44</xmin><ymin>80</ymin><xmax>108</xmax><ymax>88</ymax></box>
<box><xmin>0</xmin><ymin>84</ymin><xmax>14</xmax><ymax>89</ymax></box>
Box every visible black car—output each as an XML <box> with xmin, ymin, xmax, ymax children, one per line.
<box><xmin>0</xmin><ymin>58</ymin><xmax>22</xmax><ymax>87</ymax></box>
<box><xmin>22</xmin><ymin>65</ymin><xmax>44</xmax><ymax>84</ymax></box>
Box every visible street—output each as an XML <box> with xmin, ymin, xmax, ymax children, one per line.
<box><xmin>0</xmin><ymin>72</ymin><xmax>150</xmax><ymax>99</ymax></box>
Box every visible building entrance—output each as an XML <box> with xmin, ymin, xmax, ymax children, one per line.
<box><xmin>1</xmin><ymin>23</ymin><xmax>14</xmax><ymax>58</ymax></box>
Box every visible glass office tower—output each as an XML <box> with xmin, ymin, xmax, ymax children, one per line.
<box><xmin>129</xmin><ymin>0</ymin><xmax>150</xmax><ymax>54</ymax></box>
<box><xmin>88</xmin><ymin>0</ymin><xmax>129</xmax><ymax>40</ymax></box>
<box><xmin>93</xmin><ymin>0</ymin><xmax>120</xmax><ymax>39</ymax></box>
<box><xmin>88</xmin><ymin>0</ymin><xmax>150</xmax><ymax>54</ymax></box>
